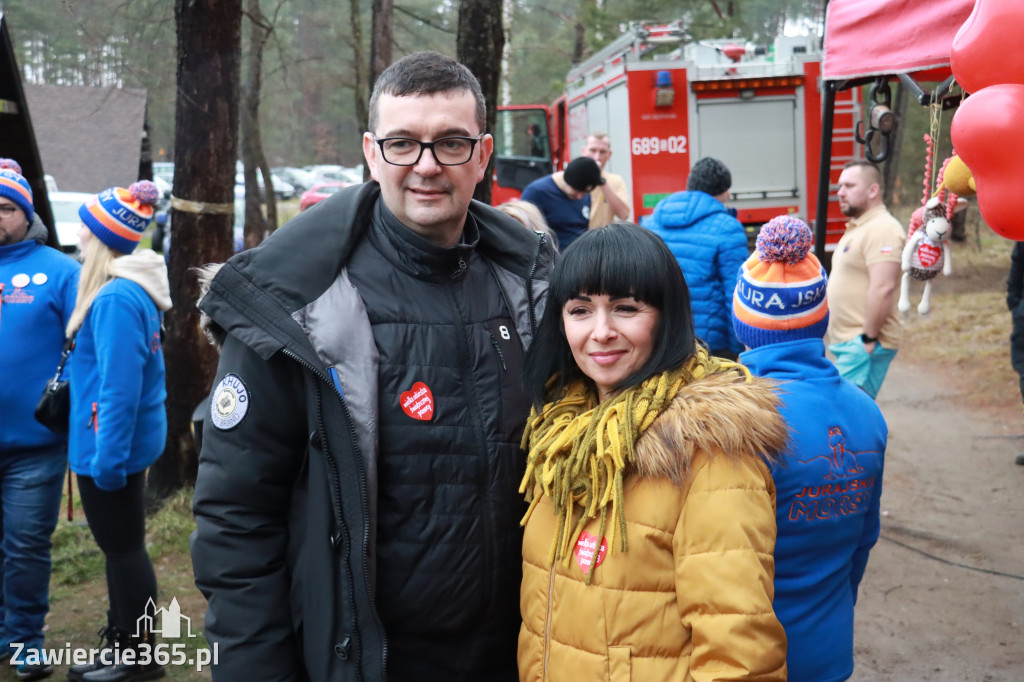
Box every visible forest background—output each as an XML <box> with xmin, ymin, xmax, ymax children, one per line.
<box><xmin>4</xmin><ymin>0</ymin><xmax>840</xmax><ymax>171</ymax></box>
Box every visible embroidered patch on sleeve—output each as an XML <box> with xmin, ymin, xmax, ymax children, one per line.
<box><xmin>210</xmin><ymin>374</ymin><xmax>249</xmax><ymax>430</ymax></box>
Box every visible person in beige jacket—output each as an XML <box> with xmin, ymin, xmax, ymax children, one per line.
<box><xmin>518</xmin><ymin>221</ymin><xmax>788</xmax><ymax>681</ymax></box>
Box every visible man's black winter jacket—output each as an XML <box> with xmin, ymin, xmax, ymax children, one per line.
<box><xmin>191</xmin><ymin>182</ymin><xmax>553</xmax><ymax>681</ymax></box>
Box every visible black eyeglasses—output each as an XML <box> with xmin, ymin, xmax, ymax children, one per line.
<box><xmin>0</xmin><ymin>205</ymin><xmax>19</xmax><ymax>218</ymax></box>
<box><xmin>372</xmin><ymin>134</ymin><xmax>485</xmax><ymax>166</ymax></box>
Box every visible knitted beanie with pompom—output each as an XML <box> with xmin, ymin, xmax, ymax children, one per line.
<box><xmin>732</xmin><ymin>215</ymin><xmax>829</xmax><ymax>349</ymax></box>
<box><xmin>0</xmin><ymin>158</ymin><xmax>34</xmax><ymax>222</ymax></box>
<box><xmin>79</xmin><ymin>180</ymin><xmax>160</xmax><ymax>254</ymax></box>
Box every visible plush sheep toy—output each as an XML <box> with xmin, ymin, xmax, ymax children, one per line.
<box><xmin>898</xmin><ymin>196</ymin><xmax>952</xmax><ymax>315</ymax></box>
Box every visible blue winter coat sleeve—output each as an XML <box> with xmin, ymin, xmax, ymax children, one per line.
<box><xmin>89</xmin><ymin>293</ymin><xmax>149</xmax><ymax>491</ymax></box>
<box><xmin>717</xmin><ymin>226</ymin><xmax>749</xmax><ymax>354</ymax></box>
<box><xmin>850</xmin><ymin>440</ymin><xmax>885</xmax><ymax>603</ymax></box>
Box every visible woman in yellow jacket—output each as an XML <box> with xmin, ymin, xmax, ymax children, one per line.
<box><xmin>518</xmin><ymin>222</ymin><xmax>788</xmax><ymax>681</ymax></box>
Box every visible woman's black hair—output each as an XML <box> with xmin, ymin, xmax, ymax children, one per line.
<box><xmin>523</xmin><ymin>221</ymin><xmax>697</xmax><ymax>406</ymax></box>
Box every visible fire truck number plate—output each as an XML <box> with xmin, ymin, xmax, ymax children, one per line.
<box><xmin>631</xmin><ymin>135</ymin><xmax>688</xmax><ymax>156</ymax></box>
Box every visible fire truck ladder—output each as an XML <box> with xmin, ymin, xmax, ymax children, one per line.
<box><xmin>567</xmin><ymin>21</ymin><xmax>687</xmax><ymax>84</ymax></box>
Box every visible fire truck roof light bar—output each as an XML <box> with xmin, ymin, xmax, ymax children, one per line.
<box><xmin>691</xmin><ymin>76</ymin><xmax>803</xmax><ymax>92</ymax></box>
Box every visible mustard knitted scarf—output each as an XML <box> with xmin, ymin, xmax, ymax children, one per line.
<box><xmin>519</xmin><ymin>347</ymin><xmax>748</xmax><ymax>582</ymax></box>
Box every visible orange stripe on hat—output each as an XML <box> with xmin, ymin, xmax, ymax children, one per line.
<box><xmin>85</xmin><ymin>200</ymin><xmax>145</xmax><ymax>242</ymax></box>
<box><xmin>0</xmin><ymin>177</ymin><xmax>32</xmax><ymax>204</ymax></box>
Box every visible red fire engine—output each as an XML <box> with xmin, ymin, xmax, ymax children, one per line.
<box><xmin>493</xmin><ymin>21</ymin><xmax>860</xmax><ymax>250</ymax></box>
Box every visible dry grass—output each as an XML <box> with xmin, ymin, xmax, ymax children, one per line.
<box><xmin>890</xmin><ymin>209</ymin><xmax>1019</xmax><ymax>419</ymax></box>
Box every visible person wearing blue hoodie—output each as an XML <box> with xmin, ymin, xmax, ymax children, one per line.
<box><xmin>642</xmin><ymin>157</ymin><xmax>748</xmax><ymax>359</ymax></box>
<box><xmin>65</xmin><ymin>181</ymin><xmax>170</xmax><ymax>682</ymax></box>
<box><xmin>733</xmin><ymin>215</ymin><xmax>887</xmax><ymax>682</ymax></box>
<box><xmin>0</xmin><ymin>160</ymin><xmax>80</xmax><ymax>680</ymax></box>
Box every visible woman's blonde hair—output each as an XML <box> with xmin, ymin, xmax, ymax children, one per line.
<box><xmin>66</xmin><ymin>235</ymin><xmax>119</xmax><ymax>337</ymax></box>
<box><xmin>498</xmin><ymin>200</ymin><xmax>559</xmax><ymax>253</ymax></box>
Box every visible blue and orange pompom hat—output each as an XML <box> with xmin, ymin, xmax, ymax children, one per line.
<box><xmin>79</xmin><ymin>180</ymin><xmax>160</xmax><ymax>254</ymax></box>
<box><xmin>0</xmin><ymin>158</ymin><xmax>34</xmax><ymax>223</ymax></box>
<box><xmin>732</xmin><ymin>215</ymin><xmax>829</xmax><ymax>349</ymax></box>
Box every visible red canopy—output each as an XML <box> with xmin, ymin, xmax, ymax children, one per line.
<box><xmin>823</xmin><ymin>0</ymin><xmax>975</xmax><ymax>81</ymax></box>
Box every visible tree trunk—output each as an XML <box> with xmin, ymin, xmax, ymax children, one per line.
<box><xmin>457</xmin><ymin>0</ymin><xmax>503</xmax><ymax>204</ymax></box>
<box><xmin>240</xmin><ymin>0</ymin><xmax>276</xmax><ymax>249</ymax></box>
<box><xmin>369</xmin><ymin>0</ymin><xmax>393</xmax><ymax>89</ymax></box>
<box><xmin>349</xmin><ymin>0</ymin><xmax>368</xmax><ymax>138</ymax></box>
<box><xmin>366</xmin><ymin>0</ymin><xmax>392</xmax><ymax>182</ymax></box>
<box><xmin>151</xmin><ymin>0</ymin><xmax>242</xmax><ymax>501</ymax></box>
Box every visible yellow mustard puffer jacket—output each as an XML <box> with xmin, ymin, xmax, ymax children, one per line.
<box><xmin>518</xmin><ymin>371</ymin><xmax>789</xmax><ymax>682</ymax></box>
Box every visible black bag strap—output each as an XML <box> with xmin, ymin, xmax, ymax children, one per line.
<box><xmin>51</xmin><ymin>336</ymin><xmax>75</xmax><ymax>383</ymax></box>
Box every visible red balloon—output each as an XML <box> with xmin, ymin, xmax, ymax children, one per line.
<box><xmin>950</xmin><ymin>0</ymin><xmax>1024</xmax><ymax>94</ymax></box>
<box><xmin>950</xmin><ymin>84</ymin><xmax>1024</xmax><ymax>240</ymax></box>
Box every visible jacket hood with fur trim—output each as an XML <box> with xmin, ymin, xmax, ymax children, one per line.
<box><xmin>634</xmin><ymin>370</ymin><xmax>787</xmax><ymax>484</ymax></box>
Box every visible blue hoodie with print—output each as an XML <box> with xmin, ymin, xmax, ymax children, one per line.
<box><xmin>741</xmin><ymin>337</ymin><xmax>886</xmax><ymax>682</ymax></box>
<box><xmin>0</xmin><ymin>221</ymin><xmax>80</xmax><ymax>451</ymax></box>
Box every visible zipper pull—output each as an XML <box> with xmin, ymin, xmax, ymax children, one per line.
<box><xmin>89</xmin><ymin>402</ymin><xmax>98</xmax><ymax>432</ymax></box>
<box><xmin>489</xmin><ymin>332</ymin><xmax>507</xmax><ymax>371</ymax></box>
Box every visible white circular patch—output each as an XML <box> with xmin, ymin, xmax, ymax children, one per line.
<box><xmin>11</xmin><ymin>273</ymin><xmax>29</xmax><ymax>288</ymax></box>
<box><xmin>210</xmin><ymin>374</ymin><xmax>249</xmax><ymax>430</ymax></box>
<box><xmin>32</xmin><ymin>273</ymin><xmax>48</xmax><ymax>285</ymax></box>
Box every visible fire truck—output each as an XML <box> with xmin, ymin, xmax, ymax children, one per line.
<box><xmin>493</xmin><ymin>21</ymin><xmax>860</xmax><ymax>250</ymax></box>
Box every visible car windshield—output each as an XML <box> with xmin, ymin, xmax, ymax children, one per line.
<box><xmin>320</xmin><ymin>185</ymin><xmax>342</xmax><ymax>195</ymax></box>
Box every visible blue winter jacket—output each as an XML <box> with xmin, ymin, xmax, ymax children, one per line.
<box><xmin>642</xmin><ymin>191</ymin><xmax>748</xmax><ymax>354</ymax></box>
<box><xmin>741</xmin><ymin>338</ymin><xmax>886</xmax><ymax>682</ymax></box>
<box><xmin>68</xmin><ymin>277</ymin><xmax>167</xmax><ymax>491</ymax></box>
<box><xmin>0</xmin><ymin>225</ymin><xmax>80</xmax><ymax>451</ymax></box>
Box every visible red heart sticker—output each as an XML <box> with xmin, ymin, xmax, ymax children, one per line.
<box><xmin>573</xmin><ymin>531</ymin><xmax>607</xmax><ymax>574</ymax></box>
<box><xmin>400</xmin><ymin>381</ymin><xmax>434</xmax><ymax>421</ymax></box>
<box><xmin>917</xmin><ymin>243</ymin><xmax>942</xmax><ymax>268</ymax></box>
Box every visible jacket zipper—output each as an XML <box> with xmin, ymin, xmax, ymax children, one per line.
<box><xmin>445</xmin><ymin>286</ymin><xmax>496</xmax><ymax>624</ymax></box>
<box><xmin>488</xmin><ymin>332</ymin><xmax>507</xmax><ymax>371</ymax></box>
<box><xmin>543</xmin><ymin>563</ymin><xmax>556</xmax><ymax>679</ymax></box>
<box><xmin>88</xmin><ymin>402</ymin><xmax>98</xmax><ymax>432</ymax></box>
<box><xmin>526</xmin><ymin>231</ymin><xmax>547</xmax><ymax>334</ymax></box>
<box><xmin>282</xmin><ymin>348</ymin><xmax>387</xmax><ymax>679</ymax></box>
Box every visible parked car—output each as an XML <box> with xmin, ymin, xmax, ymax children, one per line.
<box><xmin>48</xmin><ymin>191</ymin><xmax>94</xmax><ymax>253</ymax></box>
<box><xmin>153</xmin><ymin>162</ymin><xmax>174</xmax><ymax>185</ymax></box>
<box><xmin>235</xmin><ymin>171</ymin><xmax>296</xmax><ymax>200</ymax></box>
<box><xmin>272</xmin><ymin>166</ymin><xmax>318</xmax><ymax>194</ymax></box>
<box><xmin>299</xmin><ymin>182</ymin><xmax>350</xmax><ymax>212</ymax></box>
<box><xmin>152</xmin><ymin>175</ymin><xmax>172</xmax><ymax>207</ymax></box>
<box><xmin>306</xmin><ymin>164</ymin><xmax>363</xmax><ymax>185</ymax></box>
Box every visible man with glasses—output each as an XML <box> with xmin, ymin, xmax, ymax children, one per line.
<box><xmin>192</xmin><ymin>52</ymin><xmax>554</xmax><ymax>682</ymax></box>
<box><xmin>0</xmin><ymin>159</ymin><xmax>79</xmax><ymax>681</ymax></box>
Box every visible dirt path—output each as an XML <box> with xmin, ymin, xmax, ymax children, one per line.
<box><xmin>850</xmin><ymin>358</ymin><xmax>1024</xmax><ymax>681</ymax></box>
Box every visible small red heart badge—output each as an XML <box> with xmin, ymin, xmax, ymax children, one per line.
<box><xmin>400</xmin><ymin>381</ymin><xmax>434</xmax><ymax>421</ymax></box>
<box><xmin>918</xmin><ymin>243</ymin><xmax>942</xmax><ymax>268</ymax></box>
<box><xmin>573</xmin><ymin>531</ymin><xmax>607</xmax><ymax>574</ymax></box>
